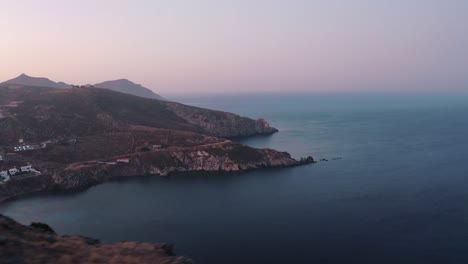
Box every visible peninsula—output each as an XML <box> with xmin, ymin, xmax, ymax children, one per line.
<box><xmin>0</xmin><ymin>83</ymin><xmax>314</xmax><ymax>202</ymax></box>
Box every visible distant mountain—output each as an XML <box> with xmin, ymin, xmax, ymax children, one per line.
<box><xmin>1</xmin><ymin>74</ymin><xmax>165</xmax><ymax>100</ymax></box>
<box><xmin>2</xmin><ymin>74</ymin><xmax>71</xmax><ymax>89</ymax></box>
<box><xmin>94</xmin><ymin>79</ymin><xmax>165</xmax><ymax>100</ymax></box>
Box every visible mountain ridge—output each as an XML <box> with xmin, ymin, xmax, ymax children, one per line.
<box><xmin>94</xmin><ymin>79</ymin><xmax>165</xmax><ymax>100</ymax></box>
<box><xmin>2</xmin><ymin>73</ymin><xmax>71</xmax><ymax>89</ymax></box>
<box><xmin>1</xmin><ymin>74</ymin><xmax>165</xmax><ymax>100</ymax></box>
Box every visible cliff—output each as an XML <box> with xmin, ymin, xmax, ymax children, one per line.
<box><xmin>166</xmin><ymin>102</ymin><xmax>278</xmax><ymax>137</ymax></box>
<box><xmin>0</xmin><ymin>214</ymin><xmax>192</xmax><ymax>264</ymax></box>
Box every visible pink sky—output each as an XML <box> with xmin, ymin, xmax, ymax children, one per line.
<box><xmin>1</xmin><ymin>0</ymin><xmax>467</xmax><ymax>94</ymax></box>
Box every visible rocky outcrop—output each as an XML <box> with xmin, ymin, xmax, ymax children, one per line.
<box><xmin>0</xmin><ymin>214</ymin><xmax>191</xmax><ymax>264</ymax></box>
<box><xmin>165</xmin><ymin>102</ymin><xmax>278</xmax><ymax>138</ymax></box>
<box><xmin>0</xmin><ymin>143</ymin><xmax>314</xmax><ymax>202</ymax></box>
<box><xmin>52</xmin><ymin>143</ymin><xmax>312</xmax><ymax>191</ymax></box>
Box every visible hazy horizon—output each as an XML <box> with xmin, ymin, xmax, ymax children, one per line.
<box><xmin>1</xmin><ymin>0</ymin><xmax>467</xmax><ymax>94</ymax></box>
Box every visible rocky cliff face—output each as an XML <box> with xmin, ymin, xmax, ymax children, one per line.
<box><xmin>53</xmin><ymin>143</ymin><xmax>311</xmax><ymax>191</ymax></box>
<box><xmin>0</xmin><ymin>215</ymin><xmax>191</xmax><ymax>264</ymax></box>
<box><xmin>165</xmin><ymin>102</ymin><xmax>278</xmax><ymax>137</ymax></box>
<box><xmin>0</xmin><ymin>142</ymin><xmax>313</xmax><ymax>203</ymax></box>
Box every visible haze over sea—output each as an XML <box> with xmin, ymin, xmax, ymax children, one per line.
<box><xmin>2</xmin><ymin>93</ymin><xmax>468</xmax><ymax>264</ymax></box>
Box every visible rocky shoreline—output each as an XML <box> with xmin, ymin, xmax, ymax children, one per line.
<box><xmin>0</xmin><ymin>143</ymin><xmax>314</xmax><ymax>204</ymax></box>
<box><xmin>0</xmin><ymin>214</ymin><xmax>193</xmax><ymax>264</ymax></box>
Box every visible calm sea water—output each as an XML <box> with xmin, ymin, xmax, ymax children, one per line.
<box><xmin>2</xmin><ymin>93</ymin><xmax>468</xmax><ymax>264</ymax></box>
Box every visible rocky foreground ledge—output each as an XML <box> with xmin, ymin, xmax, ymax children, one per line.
<box><xmin>0</xmin><ymin>215</ymin><xmax>192</xmax><ymax>264</ymax></box>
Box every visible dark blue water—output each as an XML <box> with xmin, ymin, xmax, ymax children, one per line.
<box><xmin>2</xmin><ymin>93</ymin><xmax>468</xmax><ymax>264</ymax></box>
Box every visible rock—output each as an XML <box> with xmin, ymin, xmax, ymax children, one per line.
<box><xmin>161</xmin><ymin>243</ymin><xmax>175</xmax><ymax>256</ymax></box>
<box><xmin>255</xmin><ymin>118</ymin><xmax>278</xmax><ymax>134</ymax></box>
<box><xmin>30</xmin><ymin>222</ymin><xmax>56</xmax><ymax>234</ymax></box>
<box><xmin>0</xmin><ymin>214</ymin><xmax>190</xmax><ymax>264</ymax></box>
<box><xmin>166</xmin><ymin>102</ymin><xmax>279</xmax><ymax>137</ymax></box>
<box><xmin>299</xmin><ymin>156</ymin><xmax>315</xmax><ymax>164</ymax></box>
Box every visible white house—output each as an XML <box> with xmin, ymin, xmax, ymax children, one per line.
<box><xmin>20</xmin><ymin>165</ymin><xmax>33</xmax><ymax>173</ymax></box>
<box><xmin>116</xmin><ymin>158</ymin><xmax>130</xmax><ymax>163</ymax></box>
<box><xmin>0</xmin><ymin>155</ymin><xmax>3</xmax><ymax>161</ymax></box>
<box><xmin>14</xmin><ymin>145</ymin><xmax>34</xmax><ymax>152</ymax></box>
<box><xmin>0</xmin><ymin>171</ymin><xmax>8</xmax><ymax>177</ymax></box>
<box><xmin>8</xmin><ymin>168</ymin><xmax>18</xmax><ymax>175</ymax></box>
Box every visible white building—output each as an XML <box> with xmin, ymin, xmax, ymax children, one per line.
<box><xmin>20</xmin><ymin>165</ymin><xmax>33</xmax><ymax>173</ymax></box>
<box><xmin>0</xmin><ymin>155</ymin><xmax>3</xmax><ymax>161</ymax></box>
<box><xmin>8</xmin><ymin>168</ymin><xmax>18</xmax><ymax>175</ymax></box>
<box><xmin>0</xmin><ymin>171</ymin><xmax>8</xmax><ymax>177</ymax></box>
<box><xmin>14</xmin><ymin>145</ymin><xmax>33</xmax><ymax>152</ymax></box>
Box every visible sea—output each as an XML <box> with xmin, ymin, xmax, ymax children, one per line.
<box><xmin>1</xmin><ymin>93</ymin><xmax>468</xmax><ymax>264</ymax></box>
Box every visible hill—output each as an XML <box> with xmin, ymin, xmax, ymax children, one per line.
<box><xmin>2</xmin><ymin>74</ymin><xmax>165</xmax><ymax>100</ymax></box>
<box><xmin>0</xmin><ymin>86</ymin><xmax>276</xmax><ymax>144</ymax></box>
<box><xmin>94</xmin><ymin>79</ymin><xmax>165</xmax><ymax>100</ymax></box>
<box><xmin>2</xmin><ymin>74</ymin><xmax>71</xmax><ymax>89</ymax></box>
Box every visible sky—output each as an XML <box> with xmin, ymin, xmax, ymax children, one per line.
<box><xmin>1</xmin><ymin>0</ymin><xmax>467</xmax><ymax>94</ymax></box>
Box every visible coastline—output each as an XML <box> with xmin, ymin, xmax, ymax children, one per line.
<box><xmin>0</xmin><ymin>149</ymin><xmax>314</xmax><ymax>205</ymax></box>
<box><xmin>0</xmin><ymin>144</ymin><xmax>314</xmax><ymax>264</ymax></box>
<box><xmin>0</xmin><ymin>214</ymin><xmax>194</xmax><ymax>264</ymax></box>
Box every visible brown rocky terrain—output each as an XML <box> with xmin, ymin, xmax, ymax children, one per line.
<box><xmin>0</xmin><ymin>85</ymin><xmax>314</xmax><ymax>202</ymax></box>
<box><xmin>0</xmin><ymin>214</ymin><xmax>192</xmax><ymax>264</ymax></box>
<box><xmin>0</xmin><ymin>85</ymin><xmax>277</xmax><ymax>144</ymax></box>
<box><xmin>165</xmin><ymin>102</ymin><xmax>278</xmax><ymax>137</ymax></box>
